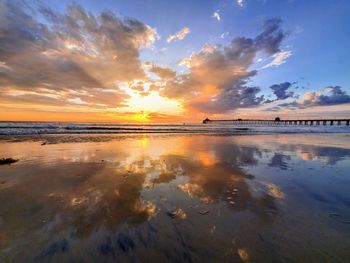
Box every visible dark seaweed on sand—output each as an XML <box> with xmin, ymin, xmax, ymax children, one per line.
<box><xmin>0</xmin><ymin>158</ymin><xmax>18</xmax><ymax>165</ymax></box>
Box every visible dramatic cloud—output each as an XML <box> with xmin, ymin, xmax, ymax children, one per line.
<box><xmin>157</xmin><ymin>18</ymin><xmax>286</xmax><ymax>113</ymax></box>
<box><xmin>297</xmin><ymin>86</ymin><xmax>350</xmax><ymax>107</ymax></box>
<box><xmin>148</xmin><ymin>64</ymin><xmax>177</xmax><ymax>79</ymax></box>
<box><xmin>167</xmin><ymin>27</ymin><xmax>190</xmax><ymax>43</ymax></box>
<box><xmin>0</xmin><ymin>0</ymin><xmax>158</xmax><ymax>108</ymax></box>
<box><xmin>4</xmin><ymin>1</ymin><xmax>343</xmax><ymax>121</ymax></box>
<box><xmin>269</xmin><ymin>86</ymin><xmax>350</xmax><ymax>110</ymax></box>
<box><xmin>212</xmin><ymin>11</ymin><xmax>221</xmax><ymax>21</ymax></box>
<box><xmin>270</xmin><ymin>82</ymin><xmax>294</xmax><ymax>100</ymax></box>
<box><xmin>262</xmin><ymin>50</ymin><xmax>292</xmax><ymax>68</ymax></box>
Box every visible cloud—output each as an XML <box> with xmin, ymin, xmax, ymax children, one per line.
<box><xmin>298</xmin><ymin>86</ymin><xmax>350</xmax><ymax>107</ymax></box>
<box><xmin>269</xmin><ymin>86</ymin><xmax>350</xmax><ymax>110</ymax></box>
<box><xmin>262</xmin><ymin>50</ymin><xmax>292</xmax><ymax>68</ymax></box>
<box><xmin>255</xmin><ymin>18</ymin><xmax>285</xmax><ymax>55</ymax></box>
<box><xmin>212</xmin><ymin>11</ymin><xmax>221</xmax><ymax>21</ymax></box>
<box><xmin>147</xmin><ymin>62</ymin><xmax>177</xmax><ymax>79</ymax></box>
<box><xmin>237</xmin><ymin>0</ymin><xmax>245</xmax><ymax>7</ymax></box>
<box><xmin>269</xmin><ymin>82</ymin><xmax>294</xmax><ymax>100</ymax></box>
<box><xmin>220</xmin><ymin>32</ymin><xmax>229</xmax><ymax>39</ymax></box>
<box><xmin>158</xmin><ymin>47</ymin><xmax>168</xmax><ymax>54</ymax></box>
<box><xmin>167</xmin><ymin>27</ymin><xmax>190</xmax><ymax>43</ymax></box>
<box><xmin>158</xmin><ymin>18</ymin><xmax>286</xmax><ymax>114</ymax></box>
<box><xmin>0</xmin><ymin>1</ymin><xmax>158</xmax><ymax>109</ymax></box>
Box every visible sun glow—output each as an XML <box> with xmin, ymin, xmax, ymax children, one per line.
<box><xmin>135</xmin><ymin>111</ymin><xmax>150</xmax><ymax>122</ymax></box>
<box><xmin>128</xmin><ymin>92</ymin><xmax>182</xmax><ymax>113</ymax></box>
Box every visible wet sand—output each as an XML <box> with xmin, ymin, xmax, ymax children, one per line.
<box><xmin>0</xmin><ymin>134</ymin><xmax>350</xmax><ymax>262</ymax></box>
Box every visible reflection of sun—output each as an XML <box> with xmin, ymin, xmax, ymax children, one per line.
<box><xmin>197</xmin><ymin>151</ymin><xmax>217</xmax><ymax>166</ymax></box>
<box><xmin>139</xmin><ymin>136</ymin><xmax>148</xmax><ymax>148</ymax></box>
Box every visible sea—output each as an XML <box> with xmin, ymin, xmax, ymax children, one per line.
<box><xmin>1</xmin><ymin>121</ymin><xmax>349</xmax><ymax>135</ymax></box>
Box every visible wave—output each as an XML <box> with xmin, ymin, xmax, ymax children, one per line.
<box><xmin>0</xmin><ymin>122</ymin><xmax>349</xmax><ymax>135</ymax></box>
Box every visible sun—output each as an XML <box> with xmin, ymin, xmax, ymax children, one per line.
<box><xmin>135</xmin><ymin>111</ymin><xmax>150</xmax><ymax>122</ymax></box>
<box><xmin>115</xmin><ymin>88</ymin><xmax>185</xmax><ymax>122</ymax></box>
<box><xmin>127</xmin><ymin>91</ymin><xmax>183</xmax><ymax>114</ymax></box>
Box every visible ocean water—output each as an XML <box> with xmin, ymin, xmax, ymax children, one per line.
<box><xmin>0</xmin><ymin>121</ymin><xmax>349</xmax><ymax>135</ymax></box>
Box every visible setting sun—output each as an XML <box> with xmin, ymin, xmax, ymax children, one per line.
<box><xmin>123</xmin><ymin>91</ymin><xmax>184</xmax><ymax>116</ymax></box>
<box><xmin>134</xmin><ymin>111</ymin><xmax>150</xmax><ymax>122</ymax></box>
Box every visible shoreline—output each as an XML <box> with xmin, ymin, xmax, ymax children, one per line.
<box><xmin>1</xmin><ymin>132</ymin><xmax>350</xmax><ymax>148</ymax></box>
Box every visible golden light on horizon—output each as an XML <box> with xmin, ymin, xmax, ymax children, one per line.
<box><xmin>126</xmin><ymin>91</ymin><xmax>183</xmax><ymax>114</ymax></box>
<box><xmin>135</xmin><ymin>111</ymin><xmax>150</xmax><ymax>122</ymax></box>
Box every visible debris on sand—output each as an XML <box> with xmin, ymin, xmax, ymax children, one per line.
<box><xmin>167</xmin><ymin>208</ymin><xmax>187</xmax><ymax>219</ymax></box>
<box><xmin>41</xmin><ymin>142</ymin><xmax>47</xmax><ymax>146</ymax></box>
<box><xmin>199</xmin><ymin>209</ymin><xmax>209</xmax><ymax>215</ymax></box>
<box><xmin>237</xmin><ymin>248</ymin><xmax>249</xmax><ymax>261</ymax></box>
<box><xmin>210</xmin><ymin>225</ymin><xmax>216</xmax><ymax>234</ymax></box>
<box><xmin>0</xmin><ymin>158</ymin><xmax>18</xmax><ymax>165</ymax></box>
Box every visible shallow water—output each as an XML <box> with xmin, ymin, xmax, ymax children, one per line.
<box><xmin>0</xmin><ymin>134</ymin><xmax>350</xmax><ymax>262</ymax></box>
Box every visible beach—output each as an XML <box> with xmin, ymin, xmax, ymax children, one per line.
<box><xmin>1</xmin><ymin>0</ymin><xmax>350</xmax><ymax>261</ymax></box>
<box><xmin>1</xmin><ymin>132</ymin><xmax>350</xmax><ymax>262</ymax></box>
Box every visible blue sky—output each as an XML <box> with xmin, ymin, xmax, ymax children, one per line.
<box><xmin>0</xmin><ymin>0</ymin><xmax>349</xmax><ymax>122</ymax></box>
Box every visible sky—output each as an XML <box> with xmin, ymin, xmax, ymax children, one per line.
<box><xmin>0</xmin><ymin>0</ymin><xmax>349</xmax><ymax>123</ymax></box>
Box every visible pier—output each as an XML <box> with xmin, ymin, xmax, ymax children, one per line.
<box><xmin>202</xmin><ymin>118</ymin><xmax>350</xmax><ymax>126</ymax></box>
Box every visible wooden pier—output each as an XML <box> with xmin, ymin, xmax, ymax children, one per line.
<box><xmin>202</xmin><ymin>118</ymin><xmax>350</xmax><ymax>126</ymax></box>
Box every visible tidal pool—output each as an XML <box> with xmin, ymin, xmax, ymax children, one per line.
<box><xmin>0</xmin><ymin>134</ymin><xmax>350</xmax><ymax>262</ymax></box>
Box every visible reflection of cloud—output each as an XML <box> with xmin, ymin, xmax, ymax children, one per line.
<box><xmin>265</xmin><ymin>183</ymin><xmax>285</xmax><ymax>199</ymax></box>
<box><xmin>177</xmin><ymin>183</ymin><xmax>213</xmax><ymax>204</ymax></box>
<box><xmin>214</xmin><ymin>143</ymin><xmax>260</xmax><ymax>167</ymax></box>
<box><xmin>133</xmin><ymin>200</ymin><xmax>157</xmax><ymax>219</ymax></box>
<box><xmin>168</xmin><ymin>208</ymin><xmax>187</xmax><ymax>220</ymax></box>
<box><xmin>294</xmin><ymin>145</ymin><xmax>350</xmax><ymax>165</ymax></box>
<box><xmin>2</xmin><ymin>134</ymin><xmax>350</xmax><ymax>262</ymax></box>
<box><xmin>233</xmin><ymin>135</ymin><xmax>350</xmax><ymax>166</ymax></box>
<box><xmin>178</xmin><ymin>183</ymin><xmax>204</xmax><ymax>198</ymax></box>
<box><xmin>0</xmin><ymin>161</ymin><xmax>158</xmax><ymax>249</ymax></box>
<box><xmin>136</xmin><ymin>146</ymin><xmax>276</xmax><ymax>216</ymax></box>
<box><xmin>268</xmin><ymin>153</ymin><xmax>291</xmax><ymax>170</ymax></box>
